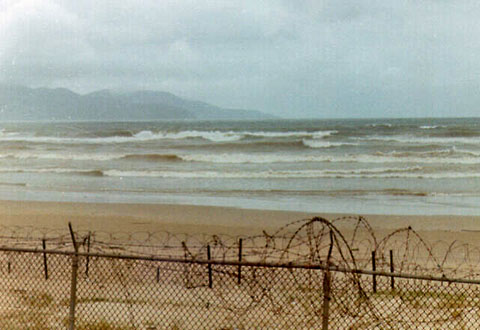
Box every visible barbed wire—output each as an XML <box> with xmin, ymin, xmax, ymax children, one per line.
<box><xmin>0</xmin><ymin>216</ymin><xmax>478</xmax><ymax>279</ymax></box>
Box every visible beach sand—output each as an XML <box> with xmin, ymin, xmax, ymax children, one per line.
<box><xmin>0</xmin><ymin>199</ymin><xmax>479</xmax><ymax>244</ymax></box>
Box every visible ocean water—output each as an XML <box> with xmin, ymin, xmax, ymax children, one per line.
<box><xmin>1</xmin><ymin>118</ymin><xmax>480</xmax><ymax>215</ymax></box>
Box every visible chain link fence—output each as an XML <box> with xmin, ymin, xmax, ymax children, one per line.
<box><xmin>0</xmin><ymin>217</ymin><xmax>479</xmax><ymax>329</ymax></box>
<box><xmin>0</xmin><ymin>247</ymin><xmax>479</xmax><ymax>329</ymax></box>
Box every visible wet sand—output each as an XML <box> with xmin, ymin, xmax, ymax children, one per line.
<box><xmin>0</xmin><ymin>200</ymin><xmax>479</xmax><ymax>243</ymax></box>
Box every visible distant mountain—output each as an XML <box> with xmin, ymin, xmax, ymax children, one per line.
<box><xmin>0</xmin><ymin>85</ymin><xmax>276</xmax><ymax>121</ymax></box>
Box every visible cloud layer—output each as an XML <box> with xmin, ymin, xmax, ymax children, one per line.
<box><xmin>2</xmin><ymin>0</ymin><xmax>480</xmax><ymax>118</ymax></box>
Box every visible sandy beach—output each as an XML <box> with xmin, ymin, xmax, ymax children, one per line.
<box><xmin>0</xmin><ymin>199</ymin><xmax>479</xmax><ymax>245</ymax></box>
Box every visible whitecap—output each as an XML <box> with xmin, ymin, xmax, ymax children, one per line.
<box><xmin>302</xmin><ymin>139</ymin><xmax>356</xmax><ymax>148</ymax></box>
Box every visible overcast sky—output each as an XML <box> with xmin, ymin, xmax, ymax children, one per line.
<box><xmin>1</xmin><ymin>0</ymin><xmax>480</xmax><ymax>118</ymax></box>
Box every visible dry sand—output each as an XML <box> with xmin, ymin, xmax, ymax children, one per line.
<box><xmin>0</xmin><ymin>199</ymin><xmax>479</xmax><ymax>244</ymax></box>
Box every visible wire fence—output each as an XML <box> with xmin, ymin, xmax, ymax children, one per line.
<box><xmin>0</xmin><ymin>217</ymin><xmax>479</xmax><ymax>329</ymax></box>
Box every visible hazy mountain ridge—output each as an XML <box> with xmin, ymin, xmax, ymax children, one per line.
<box><xmin>0</xmin><ymin>85</ymin><xmax>275</xmax><ymax>121</ymax></box>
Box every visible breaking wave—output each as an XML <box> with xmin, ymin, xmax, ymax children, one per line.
<box><xmin>3</xmin><ymin>149</ymin><xmax>480</xmax><ymax>165</ymax></box>
<box><xmin>359</xmin><ymin>135</ymin><xmax>480</xmax><ymax>145</ymax></box>
<box><xmin>0</xmin><ymin>129</ymin><xmax>337</xmax><ymax>144</ymax></box>
<box><xmin>302</xmin><ymin>139</ymin><xmax>356</xmax><ymax>149</ymax></box>
<box><xmin>1</xmin><ymin>166</ymin><xmax>477</xmax><ymax>180</ymax></box>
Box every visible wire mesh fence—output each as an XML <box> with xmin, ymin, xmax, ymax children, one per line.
<box><xmin>0</xmin><ymin>248</ymin><xmax>480</xmax><ymax>329</ymax></box>
<box><xmin>0</xmin><ymin>218</ymin><xmax>479</xmax><ymax>328</ymax></box>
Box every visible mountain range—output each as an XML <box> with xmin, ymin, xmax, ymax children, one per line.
<box><xmin>0</xmin><ymin>85</ymin><xmax>275</xmax><ymax>121</ymax></box>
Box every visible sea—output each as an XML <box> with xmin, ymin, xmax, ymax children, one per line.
<box><xmin>0</xmin><ymin>118</ymin><xmax>480</xmax><ymax>216</ymax></box>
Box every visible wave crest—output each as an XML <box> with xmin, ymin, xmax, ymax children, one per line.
<box><xmin>302</xmin><ymin>139</ymin><xmax>356</xmax><ymax>148</ymax></box>
<box><xmin>0</xmin><ymin>129</ymin><xmax>338</xmax><ymax>144</ymax></box>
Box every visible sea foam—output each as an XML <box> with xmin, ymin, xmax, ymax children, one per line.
<box><xmin>0</xmin><ymin>129</ymin><xmax>337</xmax><ymax>144</ymax></box>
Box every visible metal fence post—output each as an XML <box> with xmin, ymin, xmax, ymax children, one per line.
<box><xmin>42</xmin><ymin>239</ymin><xmax>48</xmax><ymax>280</ymax></box>
<box><xmin>85</xmin><ymin>232</ymin><xmax>91</xmax><ymax>278</ymax></box>
<box><xmin>68</xmin><ymin>222</ymin><xmax>79</xmax><ymax>330</ymax></box>
<box><xmin>181</xmin><ymin>241</ymin><xmax>189</xmax><ymax>288</ymax></box>
<box><xmin>390</xmin><ymin>249</ymin><xmax>395</xmax><ymax>290</ymax></box>
<box><xmin>372</xmin><ymin>251</ymin><xmax>377</xmax><ymax>293</ymax></box>
<box><xmin>238</xmin><ymin>238</ymin><xmax>243</xmax><ymax>285</ymax></box>
<box><xmin>207</xmin><ymin>245</ymin><xmax>213</xmax><ymax>288</ymax></box>
<box><xmin>322</xmin><ymin>230</ymin><xmax>334</xmax><ymax>330</ymax></box>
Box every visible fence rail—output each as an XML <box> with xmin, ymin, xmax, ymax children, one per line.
<box><xmin>2</xmin><ymin>245</ymin><xmax>480</xmax><ymax>285</ymax></box>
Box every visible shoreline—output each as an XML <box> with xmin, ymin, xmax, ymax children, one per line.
<box><xmin>2</xmin><ymin>189</ymin><xmax>480</xmax><ymax>217</ymax></box>
<box><xmin>0</xmin><ymin>199</ymin><xmax>480</xmax><ymax>236</ymax></box>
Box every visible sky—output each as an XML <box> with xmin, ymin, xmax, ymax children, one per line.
<box><xmin>1</xmin><ymin>0</ymin><xmax>480</xmax><ymax>118</ymax></box>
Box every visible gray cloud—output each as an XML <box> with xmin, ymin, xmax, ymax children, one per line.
<box><xmin>2</xmin><ymin>0</ymin><xmax>480</xmax><ymax>118</ymax></box>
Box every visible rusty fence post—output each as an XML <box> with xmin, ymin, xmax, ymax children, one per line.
<box><xmin>372</xmin><ymin>251</ymin><xmax>377</xmax><ymax>293</ymax></box>
<box><xmin>85</xmin><ymin>232</ymin><xmax>91</xmax><ymax>278</ymax></box>
<box><xmin>42</xmin><ymin>239</ymin><xmax>48</xmax><ymax>280</ymax></box>
<box><xmin>322</xmin><ymin>230</ymin><xmax>334</xmax><ymax>330</ymax></box>
<box><xmin>238</xmin><ymin>238</ymin><xmax>243</xmax><ymax>285</ymax></box>
<box><xmin>68</xmin><ymin>222</ymin><xmax>79</xmax><ymax>330</ymax></box>
<box><xmin>207</xmin><ymin>245</ymin><xmax>213</xmax><ymax>288</ymax></box>
<box><xmin>182</xmin><ymin>241</ymin><xmax>189</xmax><ymax>288</ymax></box>
<box><xmin>390</xmin><ymin>250</ymin><xmax>395</xmax><ymax>290</ymax></box>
